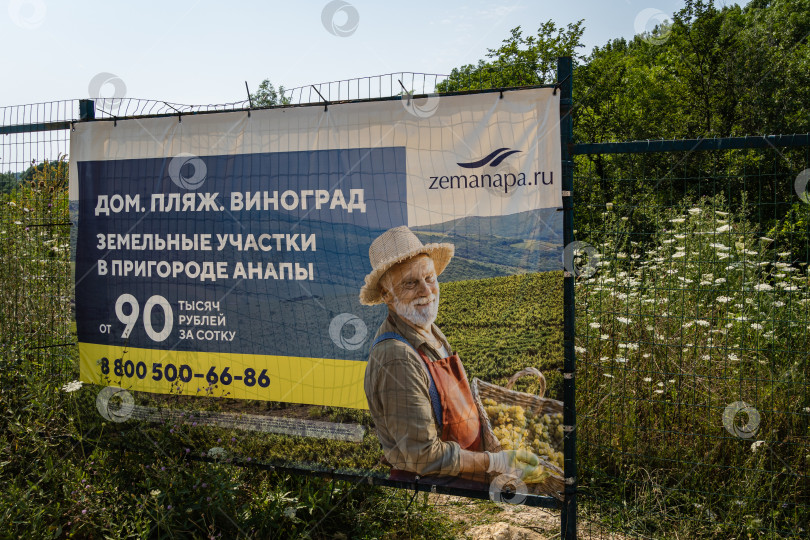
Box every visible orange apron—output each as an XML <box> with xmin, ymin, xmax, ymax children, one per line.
<box><xmin>372</xmin><ymin>328</ymin><xmax>482</xmax><ymax>480</ymax></box>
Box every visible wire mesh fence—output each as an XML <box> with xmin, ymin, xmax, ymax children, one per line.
<box><xmin>572</xmin><ymin>144</ymin><xmax>810</xmax><ymax>538</ymax></box>
<box><xmin>2</xmin><ymin>68</ymin><xmax>809</xmax><ymax>537</ymax></box>
<box><xmin>0</xmin><ymin>108</ymin><xmax>73</xmax><ymax>381</ymax></box>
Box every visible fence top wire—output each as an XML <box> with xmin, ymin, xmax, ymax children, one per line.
<box><xmin>0</xmin><ymin>72</ymin><xmax>450</xmax><ymax>126</ymax></box>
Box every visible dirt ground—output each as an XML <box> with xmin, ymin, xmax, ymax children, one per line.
<box><xmin>427</xmin><ymin>494</ymin><xmax>627</xmax><ymax>540</ymax></box>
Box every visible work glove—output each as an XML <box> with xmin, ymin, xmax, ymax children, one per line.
<box><xmin>486</xmin><ymin>449</ymin><xmax>541</xmax><ymax>479</ymax></box>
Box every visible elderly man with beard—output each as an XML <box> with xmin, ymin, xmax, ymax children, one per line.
<box><xmin>361</xmin><ymin>226</ymin><xmax>541</xmax><ymax>487</ymax></box>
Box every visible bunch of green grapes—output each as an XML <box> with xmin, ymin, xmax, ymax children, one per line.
<box><xmin>483</xmin><ymin>398</ymin><xmax>564</xmax><ymax>470</ymax></box>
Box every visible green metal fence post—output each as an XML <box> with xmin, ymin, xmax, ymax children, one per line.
<box><xmin>558</xmin><ymin>55</ymin><xmax>577</xmax><ymax>540</ymax></box>
<box><xmin>79</xmin><ymin>99</ymin><xmax>95</xmax><ymax>120</ymax></box>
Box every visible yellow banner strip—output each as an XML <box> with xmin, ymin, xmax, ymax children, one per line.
<box><xmin>78</xmin><ymin>343</ymin><xmax>369</xmax><ymax>409</ymax></box>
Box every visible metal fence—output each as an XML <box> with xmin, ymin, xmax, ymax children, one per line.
<box><xmin>570</xmin><ymin>134</ymin><xmax>810</xmax><ymax>538</ymax></box>
<box><xmin>2</xmin><ymin>67</ymin><xmax>809</xmax><ymax>538</ymax></box>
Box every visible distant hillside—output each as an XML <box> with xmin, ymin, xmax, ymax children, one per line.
<box><xmin>413</xmin><ymin>208</ymin><xmax>563</xmax><ymax>278</ymax></box>
<box><xmin>412</xmin><ymin>207</ymin><xmax>562</xmax><ymax>242</ymax></box>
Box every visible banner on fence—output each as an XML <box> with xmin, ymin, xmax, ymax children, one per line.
<box><xmin>69</xmin><ymin>88</ymin><xmax>562</xmax><ymax>409</ymax></box>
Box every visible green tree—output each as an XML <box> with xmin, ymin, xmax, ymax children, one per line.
<box><xmin>0</xmin><ymin>171</ymin><xmax>20</xmax><ymax>194</ymax></box>
<box><xmin>436</xmin><ymin>20</ymin><xmax>585</xmax><ymax>92</ymax></box>
<box><xmin>250</xmin><ymin>79</ymin><xmax>291</xmax><ymax>107</ymax></box>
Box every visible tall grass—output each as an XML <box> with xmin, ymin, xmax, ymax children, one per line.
<box><xmin>576</xmin><ymin>194</ymin><xmax>809</xmax><ymax>538</ymax></box>
<box><xmin>0</xmin><ymin>173</ymin><xmax>455</xmax><ymax>538</ymax></box>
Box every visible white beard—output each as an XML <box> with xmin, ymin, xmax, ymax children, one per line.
<box><xmin>393</xmin><ymin>289</ymin><xmax>439</xmax><ymax>328</ymax></box>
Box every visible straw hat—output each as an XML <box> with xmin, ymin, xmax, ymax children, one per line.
<box><xmin>359</xmin><ymin>226</ymin><xmax>454</xmax><ymax>305</ymax></box>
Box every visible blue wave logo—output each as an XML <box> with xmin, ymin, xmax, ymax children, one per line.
<box><xmin>457</xmin><ymin>148</ymin><xmax>521</xmax><ymax>169</ymax></box>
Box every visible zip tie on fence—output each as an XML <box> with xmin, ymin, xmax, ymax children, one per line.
<box><xmin>553</xmin><ymin>73</ymin><xmax>571</xmax><ymax>95</ymax></box>
<box><xmin>565</xmin><ymin>476</ymin><xmax>576</xmax><ymax>485</ymax></box>
<box><xmin>563</xmin><ymin>425</ymin><xmax>575</xmax><ymax>433</ymax></box>
<box><xmin>564</xmin><ymin>372</ymin><xmax>574</xmax><ymax>380</ymax></box>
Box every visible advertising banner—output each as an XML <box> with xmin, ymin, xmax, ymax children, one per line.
<box><xmin>70</xmin><ymin>88</ymin><xmax>565</xmax><ymax>499</ymax></box>
<box><xmin>70</xmin><ymin>89</ymin><xmax>562</xmax><ymax>409</ymax></box>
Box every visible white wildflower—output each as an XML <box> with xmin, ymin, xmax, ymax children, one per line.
<box><xmin>773</xmin><ymin>301</ymin><xmax>785</xmax><ymax>307</ymax></box>
<box><xmin>750</xmin><ymin>440</ymin><xmax>765</xmax><ymax>452</ymax></box>
<box><xmin>589</xmin><ymin>322</ymin><xmax>601</xmax><ymax>329</ymax></box>
<box><xmin>715</xmin><ymin>224</ymin><xmax>731</xmax><ymax>233</ymax></box>
<box><xmin>617</xmin><ymin>317</ymin><xmax>632</xmax><ymax>324</ymax></box>
<box><xmin>151</xmin><ymin>489</ymin><xmax>161</xmax><ymax>497</ymax></box>
<box><xmin>715</xmin><ymin>210</ymin><xmax>728</xmax><ymax>216</ymax></box>
<box><xmin>751</xmin><ymin>323</ymin><xmax>763</xmax><ymax>330</ymax></box>
<box><xmin>778</xmin><ymin>252</ymin><xmax>791</xmax><ymax>258</ymax></box>
<box><xmin>754</xmin><ymin>283</ymin><xmax>773</xmax><ymax>291</ymax></box>
<box><xmin>657</xmin><ymin>382</ymin><xmax>664</xmax><ymax>387</ymax></box>
<box><xmin>715</xmin><ymin>278</ymin><xmax>727</xmax><ymax>284</ymax></box>
<box><xmin>695</xmin><ymin>320</ymin><xmax>710</xmax><ymax>327</ymax></box>
<box><xmin>701</xmin><ymin>355</ymin><xmax>710</xmax><ymax>360</ymax></box>
<box><xmin>716</xmin><ymin>296</ymin><xmax>732</xmax><ymax>303</ymax></box>
<box><xmin>654</xmin><ymin>389</ymin><xmax>664</xmax><ymax>394</ymax></box>
<box><xmin>575</xmin><ymin>346</ymin><xmax>587</xmax><ymax>354</ymax></box>
<box><xmin>603</xmin><ymin>373</ymin><xmax>614</xmax><ymax>378</ymax></box>
<box><xmin>688</xmin><ymin>208</ymin><xmax>702</xmax><ymax>215</ymax></box>
<box><xmin>643</xmin><ymin>353</ymin><xmax>651</xmax><ymax>359</ymax></box>
<box><xmin>615</xmin><ymin>357</ymin><xmax>628</xmax><ymax>363</ymax></box>
<box><xmin>208</xmin><ymin>447</ymin><xmax>227</xmax><ymax>460</ymax></box>
<box><xmin>62</xmin><ymin>380</ymin><xmax>83</xmax><ymax>393</ymax></box>
<box><xmin>728</xmin><ymin>353</ymin><xmax>740</xmax><ymax>361</ymax></box>
<box><xmin>643</xmin><ymin>377</ymin><xmax>652</xmax><ymax>382</ymax></box>
<box><xmin>673</xmin><ymin>251</ymin><xmax>686</xmax><ymax>258</ymax></box>
<box><xmin>669</xmin><ymin>218</ymin><xmax>686</xmax><ymax>224</ymax></box>
<box><xmin>710</xmin><ymin>243</ymin><xmax>729</xmax><ymax>251</ymax></box>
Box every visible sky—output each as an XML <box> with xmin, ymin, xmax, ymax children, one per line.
<box><xmin>2</xmin><ymin>0</ymin><xmax>746</xmax><ymax>108</ymax></box>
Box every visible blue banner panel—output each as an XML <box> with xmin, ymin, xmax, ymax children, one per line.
<box><xmin>76</xmin><ymin>148</ymin><xmax>406</xmax><ymax>361</ymax></box>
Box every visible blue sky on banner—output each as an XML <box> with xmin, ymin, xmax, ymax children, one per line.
<box><xmin>2</xmin><ymin>0</ymin><xmax>746</xmax><ymax>107</ymax></box>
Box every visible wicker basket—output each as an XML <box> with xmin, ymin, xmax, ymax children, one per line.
<box><xmin>472</xmin><ymin>367</ymin><xmax>565</xmax><ymax>500</ymax></box>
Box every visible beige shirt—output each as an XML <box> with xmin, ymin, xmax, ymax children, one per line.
<box><xmin>364</xmin><ymin>309</ymin><xmax>462</xmax><ymax>477</ymax></box>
